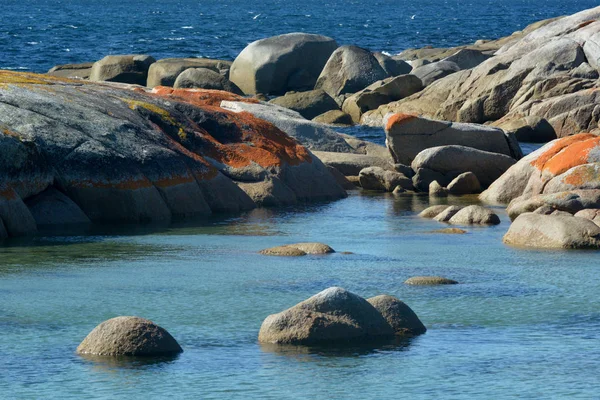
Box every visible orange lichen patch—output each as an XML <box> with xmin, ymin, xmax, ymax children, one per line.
<box><xmin>152</xmin><ymin>174</ymin><xmax>196</xmax><ymax>188</ymax></box>
<box><xmin>151</xmin><ymin>87</ymin><xmax>258</xmax><ymax>107</ymax></box>
<box><xmin>0</xmin><ymin>70</ymin><xmax>86</xmax><ymax>86</ymax></box>
<box><xmin>0</xmin><ymin>185</ymin><xmax>18</xmax><ymax>200</ymax></box>
<box><xmin>541</xmin><ymin>136</ymin><xmax>600</xmax><ymax>176</ymax></box>
<box><xmin>563</xmin><ymin>164</ymin><xmax>600</xmax><ymax>187</ymax></box>
<box><xmin>385</xmin><ymin>113</ymin><xmax>418</xmax><ymax>131</ymax></box>
<box><xmin>1</xmin><ymin>127</ymin><xmax>20</xmax><ymax>138</ymax></box>
<box><xmin>531</xmin><ymin>133</ymin><xmax>597</xmax><ymax>171</ymax></box>
<box><xmin>575</xmin><ymin>19</ymin><xmax>596</xmax><ymax>30</ymax></box>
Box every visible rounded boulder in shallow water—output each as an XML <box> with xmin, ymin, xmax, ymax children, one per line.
<box><xmin>432</xmin><ymin>228</ymin><xmax>467</xmax><ymax>234</ymax></box>
<box><xmin>260</xmin><ymin>242</ymin><xmax>335</xmax><ymax>256</ymax></box>
<box><xmin>367</xmin><ymin>295</ymin><xmax>426</xmax><ymax>336</ymax></box>
<box><xmin>448</xmin><ymin>205</ymin><xmax>500</xmax><ymax>225</ymax></box>
<box><xmin>258</xmin><ymin>287</ymin><xmax>394</xmax><ymax>345</ymax></box>
<box><xmin>77</xmin><ymin>316</ymin><xmax>182</xmax><ymax>356</ymax></box>
<box><xmin>419</xmin><ymin>205</ymin><xmax>451</xmax><ymax>218</ymax></box>
<box><xmin>405</xmin><ymin>276</ymin><xmax>459</xmax><ymax>285</ymax></box>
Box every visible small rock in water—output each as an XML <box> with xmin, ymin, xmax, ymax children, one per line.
<box><xmin>76</xmin><ymin>316</ymin><xmax>182</xmax><ymax>357</ymax></box>
<box><xmin>448</xmin><ymin>205</ymin><xmax>500</xmax><ymax>225</ymax></box>
<box><xmin>367</xmin><ymin>295</ymin><xmax>427</xmax><ymax>336</ymax></box>
<box><xmin>404</xmin><ymin>276</ymin><xmax>459</xmax><ymax>285</ymax></box>
<box><xmin>433</xmin><ymin>205</ymin><xmax>463</xmax><ymax>222</ymax></box>
<box><xmin>431</xmin><ymin>228</ymin><xmax>467</xmax><ymax>234</ymax></box>
<box><xmin>259</xmin><ymin>242</ymin><xmax>335</xmax><ymax>256</ymax></box>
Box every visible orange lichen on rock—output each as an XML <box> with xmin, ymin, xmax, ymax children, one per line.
<box><xmin>564</xmin><ymin>164</ymin><xmax>600</xmax><ymax>186</ymax></box>
<box><xmin>0</xmin><ymin>185</ymin><xmax>18</xmax><ymax>200</ymax></box>
<box><xmin>531</xmin><ymin>133</ymin><xmax>597</xmax><ymax>171</ymax></box>
<box><xmin>151</xmin><ymin>87</ymin><xmax>258</xmax><ymax>107</ymax></box>
<box><xmin>540</xmin><ymin>136</ymin><xmax>600</xmax><ymax>176</ymax></box>
<box><xmin>385</xmin><ymin>113</ymin><xmax>418</xmax><ymax>131</ymax></box>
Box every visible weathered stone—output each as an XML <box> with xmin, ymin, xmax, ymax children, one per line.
<box><xmin>25</xmin><ymin>187</ymin><xmax>91</xmax><ymax>227</ymax></box>
<box><xmin>326</xmin><ymin>166</ymin><xmax>356</xmax><ymax>190</ymax></box>
<box><xmin>259</xmin><ymin>245</ymin><xmax>307</xmax><ymax>256</ymax></box>
<box><xmin>419</xmin><ymin>205</ymin><xmax>451</xmax><ymax>218</ymax></box>
<box><xmin>574</xmin><ymin>208</ymin><xmax>600</xmax><ymax>225</ymax></box>
<box><xmin>503</xmin><ymin>213</ymin><xmax>600</xmax><ymax>249</ymax></box>
<box><xmin>432</xmin><ymin>228</ymin><xmax>467</xmax><ymax>234</ymax></box>
<box><xmin>433</xmin><ymin>206</ymin><xmax>463</xmax><ymax>222</ymax></box>
<box><xmin>429</xmin><ymin>181</ymin><xmax>448</xmax><ymax>197</ymax></box>
<box><xmin>260</xmin><ymin>242</ymin><xmax>335</xmax><ymax>256</ymax></box>
<box><xmin>258</xmin><ymin>287</ymin><xmax>394</xmax><ymax>345</ymax></box>
<box><xmin>89</xmin><ymin>55</ymin><xmax>155</xmax><ymax>85</ymax></box>
<box><xmin>367</xmin><ymin>295</ymin><xmax>426</xmax><ymax>335</ymax></box>
<box><xmin>442</xmin><ymin>48</ymin><xmax>492</xmax><ymax>70</ymax></box>
<box><xmin>313</xmin><ymin>151</ymin><xmax>393</xmax><ymax>176</ymax></box>
<box><xmin>385</xmin><ymin>114</ymin><xmax>521</xmax><ymax>165</ymax></box>
<box><xmin>373</xmin><ymin>52</ymin><xmax>412</xmax><ymax>77</ymax></box>
<box><xmin>315</xmin><ymin>45</ymin><xmax>389</xmax><ymax>98</ymax></box>
<box><xmin>173</xmin><ymin>68</ymin><xmax>243</xmax><ymax>94</ymax></box>
<box><xmin>147</xmin><ymin>58</ymin><xmax>232</xmax><ymax>88</ymax></box>
<box><xmin>47</xmin><ymin>62</ymin><xmax>93</xmax><ymax>79</ymax></box>
<box><xmin>411</xmin><ymin>60</ymin><xmax>460</xmax><ymax>86</ymax></box>
<box><xmin>448</xmin><ymin>205</ymin><xmax>500</xmax><ymax>225</ymax></box>
<box><xmin>393</xmin><ymin>163</ymin><xmax>415</xmax><ymax>178</ymax></box>
<box><xmin>412</xmin><ymin>168</ymin><xmax>451</xmax><ymax>192</ymax></box>
<box><xmin>447</xmin><ymin>172</ymin><xmax>482</xmax><ymax>195</ymax></box>
<box><xmin>77</xmin><ymin>316</ymin><xmax>182</xmax><ymax>356</ymax></box>
<box><xmin>493</xmin><ymin>115</ymin><xmax>556</xmax><ymax>143</ymax></box>
<box><xmin>411</xmin><ymin>145</ymin><xmax>516</xmax><ymax>188</ymax></box>
<box><xmin>230</xmin><ymin>33</ymin><xmax>338</xmax><ymax>95</ymax></box>
<box><xmin>359</xmin><ymin>167</ymin><xmax>413</xmax><ymax>192</ymax></box>
<box><xmin>506</xmin><ymin>190</ymin><xmax>600</xmax><ymax>220</ymax></box>
<box><xmin>312</xmin><ymin>110</ymin><xmax>353</xmax><ymax>125</ymax></box>
<box><xmin>404</xmin><ymin>276</ymin><xmax>459</xmax><ymax>285</ymax></box>
<box><xmin>270</xmin><ymin>89</ymin><xmax>339</xmax><ymax>120</ymax></box>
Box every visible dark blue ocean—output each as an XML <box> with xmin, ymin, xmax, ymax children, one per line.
<box><xmin>1</xmin><ymin>0</ymin><xmax>599</xmax><ymax>73</ymax></box>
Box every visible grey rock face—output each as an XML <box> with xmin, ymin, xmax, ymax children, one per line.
<box><xmin>367</xmin><ymin>295</ymin><xmax>427</xmax><ymax>335</ymax></box>
<box><xmin>229</xmin><ymin>33</ymin><xmax>338</xmax><ymax>95</ymax></box>
<box><xmin>315</xmin><ymin>45</ymin><xmax>390</xmax><ymax>98</ymax></box>
<box><xmin>270</xmin><ymin>89</ymin><xmax>340</xmax><ymax>120</ymax></box>
<box><xmin>173</xmin><ymin>68</ymin><xmax>243</xmax><ymax>94</ymax></box>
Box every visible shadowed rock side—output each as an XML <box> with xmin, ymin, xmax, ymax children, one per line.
<box><xmin>0</xmin><ymin>71</ymin><xmax>346</xmax><ymax>238</ymax></box>
<box><xmin>77</xmin><ymin>316</ymin><xmax>183</xmax><ymax>356</ymax></box>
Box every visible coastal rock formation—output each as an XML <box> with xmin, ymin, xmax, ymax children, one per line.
<box><xmin>259</xmin><ymin>287</ymin><xmax>424</xmax><ymax>345</ymax></box>
<box><xmin>0</xmin><ymin>72</ymin><xmax>346</xmax><ymax>237</ymax></box>
<box><xmin>503</xmin><ymin>213</ymin><xmax>600</xmax><ymax>249</ymax></box>
<box><xmin>384</xmin><ymin>114</ymin><xmax>522</xmax><ymax>165</ymax></box>
<box><xmin>433</xmin><ymin>206</ymin><xmax>463</xmax><ymax>222</ymax></box>
<box><xmin>77</xmin><ymin>316</ymin><xmax>183</xmax><ymax>356</ymax></box>
<box><xmin>147</xmin><ymin>58</ymin><xmax>232</xmax><ymax>88</ymax></box>
<box><xmin>448</xmin><ymin>205</ymin><xmax>501</xmax><ymax>225</ymax></box>
<box><xmin>312</xmin><ymin>151</ymin><xmax>393</xmax><ymax>176</ymax></box>
<box><xmin>373</xmin><ymin>52</ymin><xmax>412</xmax><ymax>76</ymax></box>
<box><xmin>269</xmin><ymin>89</ymin><xmax>340</xmax><ymax>120</ymax></box>
<box><xmin>359</xmin><ymin>167</ymin><xmax>413</xmax><ymax>192</ymax></box>
<box><xmin>366</xmin><ymin>295</ymin><xmax>427</xmax><ymax>335</ymax></box>
<box><xmin>47</xmin><ymin>62</ymin><xmax>93</xmax><ymax>79</ymax></box>
<box><xmin>480</xmin><ymin>133</ymin><xmax>600</xmax><ymax>205</ymax></box>
<box><xmin>315</xmin><ymin>45</ymin><xmax>389</xmax><ymax>99</ymax></box>
<box><xmin>447</xmin><ymin>172</ymin><xmax>481</xmax><ymax>195</ymax></box>
<box><xmin>260</xmin><ymin>242</ymin><xmax>335</xmax><ymax>256</ymax></box>
<box><xmin>419</xmin><ymin>205</ymin><xmax>451</xmax><ymax>218</ymax></box>
<box><xmin>410</xmin><ymin>60</ymin><xmax>460</xmax><ymax>87</ymax></box>
<box><xmin>363</xmin><ymin>7</ymin><xmax>600</xmax><ymax>132</ymax></box>
<box><xmin>89</xmin><ymin>54</ymin><xmax>156</xmax><ymax>86</ymax></box>
<box><xmin>506</xmin><ymin>191</ymin><xmax>600</xmax><ymax>220</ymax></box>
<box><xmin>404</xmin><ymin>276</ymin><xmax>459</xmax><ymax>285</ymax></box>
<box><xmin>312</xmin><ymin>110</ymin><xmax>353</xmax><ymax>125</ymax></box>
<box><xmin>173</xmin><ymin>68</ymin><xmax>243</xmax><ymax>94</ymax></box>
<box><xmin>229</xmin><ymin>33</ymin><xmax>338</xmax><ymax>95</ymax></box>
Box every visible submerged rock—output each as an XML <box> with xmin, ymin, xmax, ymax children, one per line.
<box><xmin>260</xmin><ymin>242</ymin><xmax>335</xmax><ymax>256</ymax></box>
<box><xmin>258</xmin><ymin>287</ymin><xmax>395</xmax><ymax>345</ymax></box>
<box><xmin>77</xmin><ymin>316</ymin><xmax>182</xmax><ymax>356</ymax></box>
<box><xmin>404</xmin><ymin>276</ymin><xmax>459</xmax><ymax>285</ymax></box>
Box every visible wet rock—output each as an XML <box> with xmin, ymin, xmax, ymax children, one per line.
<box><xmin>503</xmin><ymin>213</ymin><xmax>600</xmax><ymax>249</ymax></box>
<box><xmin>258</xmin><ymin>287</ymin><xmax>394</xmax><ymax>345</ymax></box>
<box><xmin>315</xmin><ymin>45</ymin><xmax>389</xmax><ymax>98</ymax></box>
<box><xmin>270</xmin><ymin>89</ymin><xmax>339</xmax><ymax>120</ymax></box>
<box><xmin>230</xmin><ymin>33</ymin><xmax>338</xmax><ymax>95</ymax></box>
<box><xmin>89</xmin><ymin>55</ymin><xmax>155</xmax><ymax>86</ymax></box>
<box><xmin>77</xmin><ymin>316</ymin><xmax>183</xmax><ymax>356</ymax></box>
<box><xmin>367</xmin><ymin>295</ymin><xmax>427</xmax><ymax>335</ymax></box>
<box><xmin>448</xmin><ymin>205</ymin><xmax>500</xmax><ymax>225</ymax></box>
<box><xmin>404</xmin><ymin>276</ymin><xmax>459</xmax><ymax>285</ymax></box>
<box><xmin>447</xmin><ymin>172</ymin><xmax>481</xmax><ymax>195</ymax></box>
<box><xmin>385</xmin><ymin>114</ymin><xmax>521</xmax><ymax>165</ymax></box>
<box><xmin>173</xmin><ymin>68</ymin><xmax>243</xmax><ymax>94</ymax></box>
<box><xmin>393</xmin><ymin>163</ymin><xmax>415</xmax><ymax>178</ymax></box>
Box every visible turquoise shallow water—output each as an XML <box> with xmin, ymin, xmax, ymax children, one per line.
<box><xmin>1</xmin><ymin>192</ymin><xmax>599</xmax><ymax>399</ymax></box>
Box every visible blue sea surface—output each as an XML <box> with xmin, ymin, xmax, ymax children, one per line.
<box><xmin>1</xmin><ymin>0</ymin><xmax>599</xmax><ymax>73</ymax></box>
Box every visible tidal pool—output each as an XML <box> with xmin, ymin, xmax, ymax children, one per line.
<box><xmin>1</xmin><ymin>192</ymin><xmax>599</xmax><ymax>399</ymax></box>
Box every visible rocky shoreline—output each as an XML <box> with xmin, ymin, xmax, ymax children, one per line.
<box><xmin>1</xmin><ymin>6</ymin><xmax>600</xmax><ymax>249</ymax></box>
